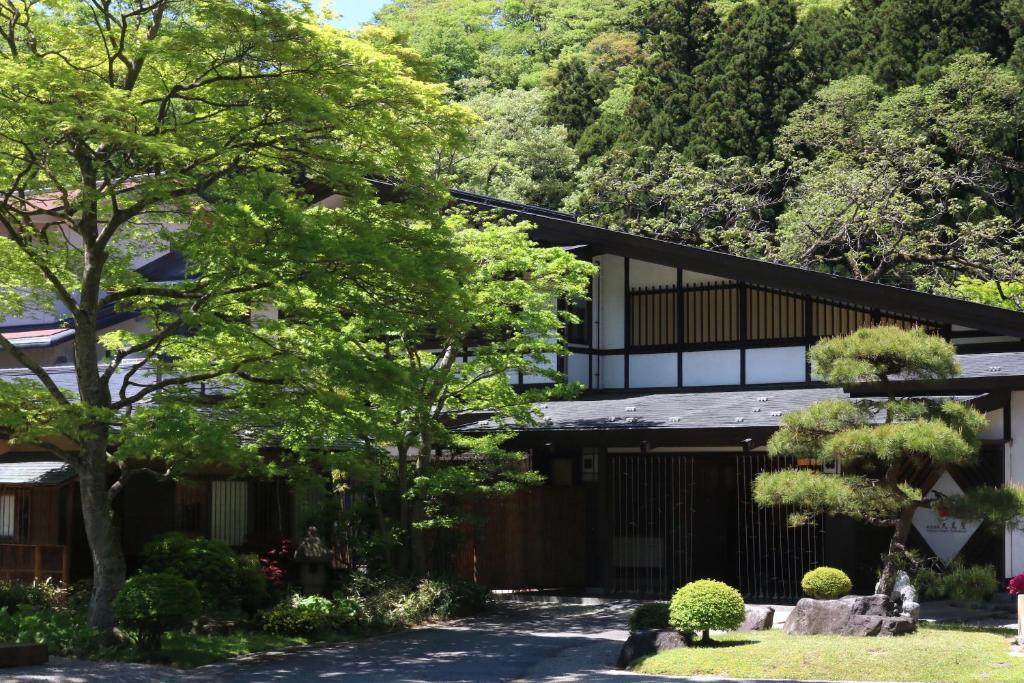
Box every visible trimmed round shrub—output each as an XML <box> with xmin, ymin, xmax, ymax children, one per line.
<box><xmin>114</xmin><ymin>573</ymin><xmax>201</xmax><ymax>654</ymax></box>
<box><xmin>142</xmin><ymin>533</ymin><xmax>267</xmax><ymax>613</ymax></box>
<box><xmin>801</xmin><ymin>567</ymin><xmax>852</xmax><ymax>599</ymax></box>
<box><xmin>629</xmin><ymin>603</ymin><xmax>669</xmax><ymax>632</ymax></box>
<box><xmin>668</xmin><ymin>580</ymin><xmax>745</xmax><ymax>641</ymax></box>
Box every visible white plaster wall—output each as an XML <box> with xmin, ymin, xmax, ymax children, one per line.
<box><xmin>951</xmin><ymin>335</ymin><xmax>1019</xmax><ymax>346</ymax></box>
<box><xmin>1006</xmin><ymin>391</ymin><xmax>1024</xmax><ymax>577</ymax></box>
<box><xmin>567</xmin><ymin>352</ymin><xmax>589</xmax><ymax>386</ymax></box>
<box><xmin>522</xmin><ymin>352</ymin><xmax>557</xmax><ymax>384</ymax></box>
<box><xmin>980</xmin><ymin>409</ymin><xmax>1005</xmax><ymax>441</ymax></box>
<box><xmin>600</xmin><ymin>354</ymin><xmax>625</xmax><ymax>389</ymax></box>
<box><xmin>682</xmin><ymin>349</ymin><xmax>741</xmax><ymax>386</ymax></box>
<box><xmin>630</xmin><ymin>260</ymin><xmax>676</xmax><ymax>288</ymax></box>
<box><xmin>596</xmin><ymin>255</ymin><xmax>624</xmax><ymax>349</ymax></box>
<box><xmin>745</xmin><ymin>346</ymin><xmax>807</xmax><ymax>384</ymax></box>
<box><xmin>629</xmin><ymin>353</ymin><xmax>678</xmax><ymax>388</ymax></box>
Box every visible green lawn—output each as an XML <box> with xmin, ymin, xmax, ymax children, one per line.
<box><xmin>633</xmin><ymin>625</ymin><xmax>1024</xmax><ymax>683</ymax></box>
<box><xmin>154</xmin><ymin>631</ymin><xmax>310</xmax><ymax>668</ymax></box>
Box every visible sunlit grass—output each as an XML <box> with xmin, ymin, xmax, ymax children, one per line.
<box><xmin>633</xmin><ymin>624</ymin><xmax>1023</xmax><ymax>683</ymax></box>
<box><xmin>152</xmin><ymin>631</ymin><xmax>309</xmax><ymax>668</ymax></box>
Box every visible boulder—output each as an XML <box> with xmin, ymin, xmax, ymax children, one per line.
<box><xmin>739</xmin><ymin>605</ymin><xmax>775</xmax><ymax>631</ymax></box>
<box><xmin>784</xmin><ymin>595</ymin><xmax>917</xmax><ymax>637</ymax></box>
<box><xmin>617</xmin><ymin>629</ymin><xmax>689</xmax><ymax>667</ymax></box>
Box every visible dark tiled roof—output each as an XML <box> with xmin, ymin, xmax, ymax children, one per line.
<box><xmin>0</xmin><ymin>455</ymin><xmax>74</xmax><ymax>485</ymax></box>
<box><xmin>956</xmin><ymin>352</ymin><xmax>1024</xmax><ymax>379</ymax></box>
<box><xmin>0</xmin><ymin>363</ymin><xmax>151</xmax><ymax>400</ymax></box>
<box><xmin>462</xmin><ymin>387</ymin><xmax>985</xmax><ymax>433</ymax></box>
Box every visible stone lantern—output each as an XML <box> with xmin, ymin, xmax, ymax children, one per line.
<box><xmin>294</xmin><ymin>526</ymin><xmax>330</xmax><ymax>595</ymax></box>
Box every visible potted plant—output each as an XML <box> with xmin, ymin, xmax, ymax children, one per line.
<box><xmin>1009</xmin><ymin>572</ymin><xmax>1024</xmax><ymax>645</ymax></box>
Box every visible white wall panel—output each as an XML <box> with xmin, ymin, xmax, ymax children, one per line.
<box><xmin>980</xmin><ymin>409</ymin><xmax>1004</xmax><ymax>441</ymax></box>
<box><xmin>630</xmin><ymin>260</ymin><xmax>677</xmax><ymax>288</ymax></box>
<box><xmin>745</xmin><ymin>346</ymin><xmax>806</xmax><ymax>384</ymax></box>
<box><xmin>600</xmin><ymin>354</ymin><xmax>625</xmax><ymax>389</ymax></box>
<box><xmin>596</xmin><ymin>255</ymin><xmax>624</xmax><ymax>349</ymax></box>
<box><xmin>567</xmin><ymin>352</ymin><xmax>590</xmax><ymax>386</ymax></box>
<box><xmin>629</xmin><ymin>353</ymin><xmax>678</xmax><ymax>388</ymax></box>
<box><xmin>522</xmin><ymin>352</ymin><xmax>557</xmax><ymax>384</ymax></box>
<box><xmin>1006</xmin><ymin>391</ymin><xmax>1024</xmax><ymax>576</ymax></box>
<box><xmin>682</xmin><ymin>349</ymin><xmax>741</xmax><ymax>386</ymax></box>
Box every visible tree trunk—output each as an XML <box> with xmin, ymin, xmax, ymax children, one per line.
<box><xmin>410</xmin><ymin>438</ymin><xmax>430</xmax><ymax>577</ymax></box>
<box><xmin>77</xmin><ymin>442</ymin><xmax>126</xmax><ymax>634</ymax></box>
<box><xmin>876</xmin><ymin>508</ymin><xmax>915</xmax><ymax>595</ymax></box>
<box><xmin>396</xmin><ymin>443</ymin><xmax>411</xmax><ymax>575</ymax></box>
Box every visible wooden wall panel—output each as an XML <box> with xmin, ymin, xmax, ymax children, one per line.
<box><xmin>28</xmin><ymin>488</ymin><xmax>58</xmax><ymax>545</ymax></box>
<box><xmin>467</xmin><ymin>487</ymin><xmax>586</xmax><ymax>590</ymax></box>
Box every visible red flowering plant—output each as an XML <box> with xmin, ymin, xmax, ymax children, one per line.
<box><xmin>260</xmin><ymin>538</ymin><xmax>295</xmax><ymax>589</ymax></box>
<box><xmin>1008</xmin><ymin>572</ymin><xmax>1024</xmax><ymax>596</ymax></box>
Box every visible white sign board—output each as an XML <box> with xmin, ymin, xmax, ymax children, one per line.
<box><xmin>911</xmin><ymin>471</ymin><xmax>981</xmax><ymax>564</ymax></box>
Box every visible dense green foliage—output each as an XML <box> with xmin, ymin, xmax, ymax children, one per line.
<box><xmin>668</xmin><ymin>579</ymin><xmax>745</xmax><ymax>641</ymax></box>
<box><xmin>142</xmin><ymin>534</ymin><xmax>270</xmax><ymax>613</ymax></box>
<box><xmin>0</xmin><ymin>581</ymin><xmax>96</xmax><ymax>658</ymax></box>
<box><xmin>630</xmin><ymin>602</ymin><xmax>671</xmax><ymax>631</ymax></box>
<box><xmin>754</xmin><ymin>327</ymin><xmax>1024</xmax><ymax>591</ymax></box>
<box><xmin>943</xmin><ymin>563</ymin><xmax>1000</xmax><ymax>604</ymax></box>
<box><xmin>801</xmin><ymin>567</ymin><xmax>852</xmax><ymax>599</ymax></box>
<box><xmin>114</xmin><ymin>574</ymin><xmax>203</xmax><ymax>653</ymax></box>
<box><xmin>374</xmin><ymin>0</ymin><xmax>1024</xmax><ymax>308</ymax></box>
<box><xmin>260</xmin><ymin>575</ymin><xmax>490</xmax><ymax>637</ymax></box>
<box><xmin>0</xmin><ymin>0</ymin><xmax>476</xmax><ymax>632</ymax></box>
<box><xmin>260</xmin><ymin>594</ymin><xmax>348</xmax><ymax>636</ymax></box>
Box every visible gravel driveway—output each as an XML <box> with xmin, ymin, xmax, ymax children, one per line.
<box><xmin>2</xmin><ymin>601</ymin><xmax>698</xmax><ymax>682</ymax></box>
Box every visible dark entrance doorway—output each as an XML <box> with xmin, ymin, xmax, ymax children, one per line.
<box><xmin>605</xmin><ymin>451</ymin><xmax>821</xmax><ymax>599</ymax></box>
<box><xmin>606</xmin><ymin>452</ymin><xmax>740</xmax><ymax>596</ymax></box>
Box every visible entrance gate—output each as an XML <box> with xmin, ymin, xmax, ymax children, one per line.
<box><xmin>606</xmin><ymin>452</ymin><xmax>823</xmax><ymax>599</ymax></box>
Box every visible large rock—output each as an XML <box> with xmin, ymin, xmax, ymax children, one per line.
<box><xmin>617</xmin><ymin>629</ymin><xmax>689</xmax><ymax>667</ymax></box>
<box><xmin>784</xmin><ymin>595</ymin><xmax>917</xmax><ymax>637</ymax></box>
<box><xmin>739</xmin><ymin>605</ymin><xmax>775</xmax><ymax>631</ymax></box>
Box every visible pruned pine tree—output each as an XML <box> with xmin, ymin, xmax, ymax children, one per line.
<box><xmin>753</xmin><ymin>326</ymin><xmax>1024</xmax><ymax>593</ymax></box>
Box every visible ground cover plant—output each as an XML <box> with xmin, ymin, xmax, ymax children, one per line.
<box><xmin>0</xmin><ymin>545</ymin><xmax>492</xmax><ymax>667</ymax></box>
<box><xmin>632</xmin><ymin>625</ymin><xmax>1024</xmax><ymax>682</ymax></box>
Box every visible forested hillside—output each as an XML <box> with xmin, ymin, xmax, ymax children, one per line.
<box><xmin>371</xmin><ymin>0</ymin><xmax>1024</xmax><ymax>309</ymax></box>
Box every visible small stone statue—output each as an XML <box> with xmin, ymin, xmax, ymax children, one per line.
<box><xmin>295</xmin><ymin>526</ymin><xmax>329</xmax><ymax>562</ymax></box>
<box><xmin>294</xmin><ymin>526</ymin><xmax>330</xmax><ymax>594</ymax></box>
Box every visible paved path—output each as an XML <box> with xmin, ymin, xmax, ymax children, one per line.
<box><xmin>2</xmin><ymin>601</ymin><xmax>702</xmax><ymax>683</ymax></box>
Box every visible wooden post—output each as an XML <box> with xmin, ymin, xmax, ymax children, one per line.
<box><xmin>1018</xmin><ymin>594</ymin><xmax>1023</xmax><ymax>645</ymax></box>
<box><xmin>61</xmin><ymin>546</ymin><xmax>70</xmax><ymax>585</ymax></box>
<box><xmin>33</xmin><ymin>545</ymin><xmax>41</xmax><ymax>581</ymax></box>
